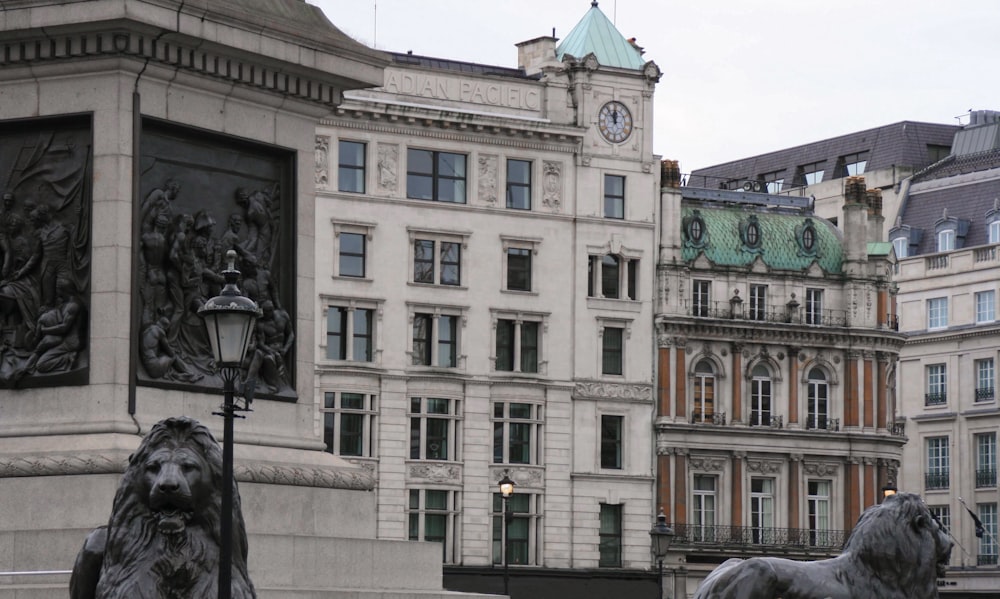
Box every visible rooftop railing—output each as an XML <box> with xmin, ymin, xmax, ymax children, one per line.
<box><xmin>667</xmin><ymin>523</ymin><xmax>847</xmax><ymax>550</ymax></box>
<box><xmin>686</xmin><ymin>301</ymin><xmax>848</xmax><ymax>327</ymax></box>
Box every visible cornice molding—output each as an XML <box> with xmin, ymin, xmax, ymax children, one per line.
<box><xmin>655</xmin><ymin>317</ymin><xmax>905</xmax><ymax>352</ymax></box>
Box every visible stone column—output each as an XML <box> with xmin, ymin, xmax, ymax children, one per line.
<box><xmin>732</xmin><ymin>451</ymin><xmax>745</xmax><ymax>527</ymax></box>
<box><xmin>863</xmin><ymin>352</ymin><xmax>874</xmax><ymax>429</ymax></box>
<box><xmin>731</xmin><ymin>344</ymin><xmax>743</xmax><ymax>423</ymax></box>
<box><xmin>876</xmin><ymin>354</ymin><xmax>889</xmax><ymax>430</ymax></box>
<box><xmin>844</xmin><ymin>352</ymin><xmax>860</xmax><ymax>428</ymax></box>
<box><xmin>673</xmin><ymin>449</ymin><xmax>688</xmax><ymax>526</ymax></box>
<box><xmin>674</xmin><ymin>339</ymin><xmax>687</xmax><ymax>420</ymax></box>
<box><xmin>657</xmin><ymin>335</ymin><xmax>672</xmax><ymax>418</ymax></box>
<box><xmin>863</xmin><ymin>457</ymin><xmax>876</xmax><ymax>508</ymax></box>
<box><xmin>788</xmin><ymin>348</ymin><xmax>799</xmax><ymax>426</ymax></box>
<box><xmin>845</xmin><ymin>457</ymin><xmax>861</xmax><ymax>529</ymax></box>
<box><xmin>789</xmin><ymin>454</ymin><xmax>802</xmax><ymax>529</ymax></box>
<box><xmin>657</xmin><ymin>446</ymin><xmax>673</xmax><ymax>522</ymax></box>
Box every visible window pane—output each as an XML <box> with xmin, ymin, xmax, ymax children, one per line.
<box><xmin>413</xmin><ymin>314</ymin><xmax>431</xmax><ymax>365</ymax></box>
<box><xmin>493</xmin><ymin>421</ymin><xmax>504</xmax><ymax>463</ymax></box>
<box><xmin>440</xmin><ymin>242</ymin><xmax>461</xmax><ymax>285</ymax></box>
<box><xmin>438</xmin><ymin>315</ymin><xmax>457</xmax><ymax>367</ymax></box>
<box><xmin>601</xmin><ymin>255</ymin><xmax>620</xmax><ymax>298</ymax></box>
<box><xmin>326</xmin><ymin>307</ymin><xmax>346</xmax><ymax>360</ymax></box>
<box><xmin>437</xmin><ymin>178</ymin><xmax>466</xmax><ymax>204</ymax></box>
<box><xmin>507</xmin><ymin>248</ymin><xmax>531</xmax><ymax>291</ymax></box>
<box><xmin>439</xmin><ymin>153</ymin><xmax>466</xmax><ymax>177</ymax></box>
<box><xmin>509</xmin><ymin>422</ymin><xmax>531</xmax><ymax>464</ymax></box>
<box><xmin>340</xmin><ymin>413</ymin><xmax>363</xmax><ymax>456</ymax></box>
<box><xmin>426</xmin><ymin>418</ymin><xmax>448</xmax><ymax>459</ymax></box>
<box><xmin>407</xmin><ymin>174</ymin><xmax>434</xmax><ymax>200</ymax></box>
<box><xmin>323</xmin><ymin>411</ymin><xmax>334</xmax><ymax>453</ymax></box>
<box><xmin>520</xmin><ymin>322</ymin><xmax>539</xmax><ymax>373</ymax></box>
<box><xmin>426</xmin><ymin>490</ymin><xmax>448</xmax><ymax>510</ymax></box>
<box><xmin>601</xmin><ymin>415</ymin><xmax>623</xmax><ymax>469</ymax></box>
<box><xmin>496</xmin><ymin>319</ymin><xmax>514</xmax><ymax>371</ymax></box>
<box><xmin>339</xmin><ymin>232</ymin><xmax>366</xmax><ymax>277</ymax></box>
<box><xmin>602</xmin><ymin>327</ymin><xmax>623</xmax><ymax>375</ymax></box>
<box><xmin>338</xmin><ymin>141</ymin><xmax>366</xmax><ymax>194</ymax></box>
<box><xmin>507</xmin><ymin>159</ymin><xmax>531</xmax><ymax>210</ymax></box>
<box><xmin>414</xmin><ymin>240</ymin><xmax>435</xmax><ymax>283</ymax></box>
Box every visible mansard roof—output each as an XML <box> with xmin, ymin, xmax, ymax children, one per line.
<box><xmin>556</xmin><ymin>1</ymin><xmax>646</xmax><ymax>70</ymax></box>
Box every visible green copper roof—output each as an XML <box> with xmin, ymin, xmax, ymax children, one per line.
<box><xmin>556</xmin><ymin>2</ymin><xmax>645</xmax><ymax>70</ymax></box>
<box><xmin>681</xmin><ymin>204</ymin><xmax>844</xmax><ymax>274</ymax></box>
<box><xmin>867</xmin><ymin>242</ymin><xmax>893</xmax><ymax>257</ymax></box>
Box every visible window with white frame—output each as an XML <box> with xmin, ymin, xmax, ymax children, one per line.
<box><xmin>506</xmin><ymin>159</ymin><xmax>531</xmax><ymax>210</ymax></box>
<box><xmin>325</xmin><ymin>303</ymin><xmax>376</xmax><ymax>362</ymax></box>
<box><xmin>600</xmin><ymin>414</ymin><xmax>624</xmax><ymax>469</ymax></box>
<box><xmin>322</xmin><ymin>391</ymin><xmax>376</xmax><ymax>457</ymax></box>
<box><xmin>598</xmin><ymin>503</ymin><xmax>623</xmax><ymax>567</ymax></box>
<box><xmin>929</xmin><ymin>505</ymin><xmax>951</xmax><ymax>532</ymax></box>
<box><xmin>600</xmin><ymin>322</ymin><xmax>626</xmax><ymax>376</ymax></box>
<box><xmin>407</xmin><ymin>149</ymin><xmax>467</xmax><ymax>203</ymax></box>
<box><xmin>492</xmin><ymin>492</ymin><xmax>540</xmax><ymax>565</ymax></box>
<box><xmin>977</xmin><ymin>432</ymin><xmax>997</xmax><ymax>488</ymax></box>
<box><xmin>976</xmin><ymin>290</ymin><xmax>995</xmax><ymax>324</ymax></box>
<box><xmin>840</xmin><ymin>151</ymin><xmax>868</xmax><ymax>176</ymax></box>
<box><xmin>408</xmin><ymin>489</ymin><xmax>458</xmax><ymax>563</ymax></box>
<box><xmin>977</xmin><ymin>358</ymin><xmax>995</xmax><ymax>402</ymax></box>
<box><xmin>338</xmin><ymin>140</ymin><xmax>366</xmax><ymax>194</ymax></box>
<box><xmin>409</xmin><ymin>397</ymin><xmax>461</xmax><ymax>461</ymax></box>
<box><xmin>805</xmin><ymin>288</ymin><xmax>823</xmax><ymax>325</ymax></box>
<box><xmin>750</xmin><ymin>478</ymin><xmax>775</xmax><ymax>544</ymax></box>
<box><xmin>692</xmin><ymin>279</ymin><xmax>711</xmax><ymax>317</ymax></box>
<box><xmin>749</xmin><ymin>284</ymin><xmax>767</xmax><ymax>321</ymax></box>
<box><xmin>927</xmin><ymin>297</ymin><xmax>948</xmax><ymax>329</ymax></box>
<box><xmin>892</xmin><ymin>236</ymin><xmax>908</xmax><ymax>259</ymax></box>
<box><xmin>801</xmin><ymin>161</ymin><xmax>825</xmax><ymax>185</ymax></box>
<box><xmin>692</xmin><ymin>475</ymin><xmax>717</xmax><ymax>541</ymax></box>
<box><xmin>990</xmin><ymin>220</ymin><xmax>1000</xmax><ymax>245</ymax></box>
<box><xmin>692</xmin><ymin>360</ymin><xmax>716</xmax><ymax>423</ymax></box>
<box><xmin>806</xmin><ymin>368</ymin><xmax>830</xmax><ymax>430</ymax></box>
<box><xmin>501</xmin><ymin>236</ymin><xmax>540</xmax><ymax>293</ymax></box>
<box><xmin>410</xmin><ymin>306</ymin><xmax>464</xmax><ymax>368</ymax></box>
<box><xmin>330</xmin><ymin>221</ymin><xmax>375</xmax><ymax>279</ymax></box>
<box><xmin>807</xmin><ymin>480</ymin><xmax>832</xmax><ymax>546</ymax></box>
<box><xmin>925</xmin><ymin>436</ymin><xmax>949</xmax><ymax>490</ymax></box>
<box><xmin>937</xmin><ymin>229</ymin><xmax>955</xmax><ymax>252</ymax></box>
<box><xmin>978</xmin><ymin>504</ymin><xmax>998</xmax><ymax>565</ymax></box>
<box><xmin>749</xmin><ymin>364</ymin><xmax>773</xmax><ymax>426</ymax></box>
<box><xmin>588</xmin><ymin>254</ymin><xmax>638</xmax><ymax>300</ymax></box>
<box><xmin>925</xmin><ymin>364</ymin><xmax>947</xmax><ymax>405</ymax></box>
<box><xmin>492</xmin><ymin>401</ymin><xmax>541</xmax><ymax>465</ymax></box>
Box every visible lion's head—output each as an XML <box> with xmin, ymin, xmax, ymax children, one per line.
<box><xmin>846</xmin><ymin>492</ymin><xmax>952</xmax><ymax>585</ymax></box>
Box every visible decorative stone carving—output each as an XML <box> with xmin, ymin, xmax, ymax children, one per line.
<box><xmin>746</xmin><ymin>458</ymin><xmax>783</xmax><ymax>475</ymax></box>
<box><xmin>802</xmin><ymin>461</ymin><xmax>839</xmax><ymax>477</ymax></box>
<box><xmin>477</xmin><ymin>154</ymin><xmax>498</xmax><ymax>205</ymax></box>
<box><xmin>542</xmin><ymin>161</ymin><xmax>562</xmax><ymax>211</ymax></box>
<box><xmin>376</xmin><ymin>143</ymin><xmax>398</xmax><ymax>192</ymax></box>
<box><xmin>315</xmin><ymin>135</ymin><xmax>329</xmax><ymax>188</ymax></box>
<box><xmin>409</xmin><ymin>463</ymin><xmax>461</xmax><ymax>482</ymax></box>
<box><xmin>689</xmin><ymin>455</ymin><xmax>726</xmax><ymax>472</ymax></box>
<box><xmin>491</xmin><ymin>467</ymin><xmax>543</xmax><ymax>487</ymax></box>
<box><xmin>574</xmin><ymin>381</ymin><xmax>652</xmax><ymax>400</ymax></box>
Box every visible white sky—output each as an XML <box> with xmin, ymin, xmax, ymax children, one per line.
<box><xmin>309</xmin><ymin>0</ymin><xmax>1000</xmax><ymax>173</ymax></box>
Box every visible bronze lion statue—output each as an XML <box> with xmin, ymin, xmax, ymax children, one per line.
<box><xmin>70</xmin><ymin>417</ymin><xmax>256</xmax><ymax>599</ymax></box>
<box><xmin>693</xmin><ymin>492</ymin><xmax>952</xmax><ymax>599</ymax></box>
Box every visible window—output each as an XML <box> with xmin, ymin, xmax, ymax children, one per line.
<box><xmin>749</xmin><ymin>364</ymin><xmax>772</xmax><ymax>426</ymax></box>
<box><xmin>977</xmin><ymin>359</ymin><xmax>995</xmax><ymax>402</ymax></box>
<box><xmin>322</xmin><ymin>392</ymin><xmax>375</xmax><ymax>457</ymax></box>
<box><xmin>801</xmin><ymin>161</ymin><xmax>825</xmax><ymax>185</ymax></box>
<box><xmin>692</xmin><ymin>360</ymin><xmax>716</xmax><ymax>423</ymax></box>
<box><xmin>805</xmin><ymin>288</ymin><xmax>823</xmax><ymax>325</ymax></box>
<box><xmin>976</xmin><ymin>291</ymin><xmax>995</xmax><ymax>323</ymax></box>
<box><xmin>506</xmin><ymin>248</ymin><xmax>532</xmax><ymax>292</ymax></box>
<box><xmin>760</xmin><ymin>170</ymin><xmax>784</xmax><ymax>194</ymax></box>
<box><xmin>925</xmin><ymin>436</ymin><xmax>949</xmax><ymax>490</ymax></box>
<box><xmin>692</xmin><ymin>280</ymin><xmax>711</xmax><ymax>317</ymax></box>
<box><xmin>929</xmin><ymin>505</ymin><xmax>951</xmax><ymax>532</ymax></box>
<box><xmin>749</xmin><ymin>285</ymin><xmax>767</xmax><ymax>321</ymax></box>
<box><xmin>338</xmin><ymin>140</ymin><xmax>366</xmax><ymax>193</ymax></box>
<box><xmin>925</xmin><ymin>364</ymin><xmax>947</xmax><ymax>405</ymax></box>
<box><xmin>407</xmin><ymin>149</ymin><xmax>467</xmax><ymax>203</ymax></box>
<box><xmin>927</xmin><ymin>144</ymin><xmax>950</xmax><ymax>164</ymax></box>
<box><xmin>600</xmin><ymin>415</ymin><xmax>623</xmax><ymax>469</ymax></box>
<box><xmin>588</xmin><ymin>255</ymin><xmax>638</xmax><ymax>300</ymax></box>
<box><xmin>493</xmin><ymin>493</ymin><xmax>540</xmax><ymax>565</ymax></box>
<box><xmin>601</xmin><ymin>325</ymin><xmax>624</xmax><ymax>376</ymax></box>
<box><xmin>977</xmin><ymin>432</ymin><xmax>997</xmax><ymax>488</ymax></box>
<box><xmin>750</xmin><ymin>478</ymin><xmax>775</xmax><ymax>544</ymax></box>
<box><xmin>412</xmin><ymin>312</ymin><xmax>460</xmax><ymax>367</ymax></box>
<box><xmin>892</xmin><ymin>236</ymin><xmax>908</xmax><ymax>259</ymax></box>
<box><xmin>598</xmin><ymin>504</ymin><xmax>622</xmax><ymax>567</ymax></box>
<box><xmin>840</xmin><ymin>151</ymin><xmax>868</xmax><ymax>176</ymax></box>
<box><xmin>806</xmin><ymin>368</ymin><xmax>829</xmax><ymax>430</ymax></box>
<box><xmin>408</xmin><ymin>489</ymin><xmax>457</xmax><ymax>563</ymax></box>
<box><xmin>604</xmin><ymin>174</ymin><xmax>625</xmax><ymax>218</ymax></box>
<box><xmin>339</xmin><ymin>232</ymin><xmax>366</xmax><ymax>278</ymax></box>
<box><xmin>495</xmin><ymin>318</ymin><xmax>540</xmax><ymax>373</ymax></box>
<box><xmin>807</xmin><ymin>480</ymin><xmax>831</xmax><ymax>546</ymax></box>
<box><xmin>990</xmin><ymin>221</ymin><xmax>1000</xmax><ymax>245</ymax></box>
<box><xmin>937</xmin><ymin>229</ymin><xmax>955</xmax><ymax>252</ymax></box>
<box><xmin>409</xmin><ymin>397</ymin><xmax>460</xmax><ymax>461</ymax></box>
<box><xmin>413</xmin><ymin>238</ymin><xmax>462</xmax><ymax>286</ymax></box>
<box><xmin>927</xmin><ymin>297</ymin><xmax>947</xmax><ymax>329</ymax></box>
<box><xmin>506</xmin><ymin>159</ymin><xmax>531</xmax><ymax>210</ymax></box>
<box><xmin>692</xmin><ymin>475</ymin><xmax>717</xmax><ymax>542</ymax></box>
<box><xmin>978</xmin><ymin>504</ymin><xmax>998</xmax><ymax>566</ymax></box>
<box><xmin>325</xmin><ymin>303</ymin><xmax>376</xmax><ymax>362</ymax></box>
<box><xmin>493</xmin><ymin>402</ymin><xmax>541</xmax><ymax>464</ymax></box>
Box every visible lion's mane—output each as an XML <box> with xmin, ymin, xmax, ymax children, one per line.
<box><xmin>693</xmin><ymin>492</ymin><xmax>952</xmax><ymax>599</ymax></box>
<box><xmin>72</xmin><ymin>417</ymin><xmax>255</xmax><ymax>599</ymax></box>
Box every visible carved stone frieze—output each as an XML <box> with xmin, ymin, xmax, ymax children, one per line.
<box><xmin>490</xmin><ymin>466</ymin><xmax>543</xmax><ymax>487</ymax></box>
<box><xmin>574</xmin><ymin>381</ymin><xmax>653</xmax><ymax>401</ymax></box>
<box><xmin>746</xmin><ymin>458</ymin><xmax>783</xmax><ymax>475</ymax></box>
<box><xmin>542</xmin><ymin>161</ymin><xmax>562</xmax><ymax>211</ymax></box>
<box><xmin>409</xmin><ymin>463</ymin><xmax>461</xmax><ymax>482</ymax></box>
<box><xmin>802</xmin><ymin>461</ymin><xmax>839</xmax><ymax>477</ymax></box>
<box><xmin>376</xmin><ymin>143</ymin><xmax>398</xmax><ymax>193</ymax></box>
<box><xmin>477</xmin><ymin>154</ymin><xmax>498</xmax><ymax>205</ymax></box>
<box><xmin>689</xmin><ymin>455</ymin><xmax>726</xmax><ymax>472</ymax></box>
<box><xmin>315</xmin><ymin>135</ymin><xmax>329</xmax><ymax>188</ymax></box>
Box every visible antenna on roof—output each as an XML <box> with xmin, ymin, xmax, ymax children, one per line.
<box><xmin>373</xmin><ymin>1</ymin><xmax>377</xmax><ymax>48</ymax></box>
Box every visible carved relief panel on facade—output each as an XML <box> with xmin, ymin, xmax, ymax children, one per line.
<box><xmin>477</xmin><ymin>154</ymin><xmax>498</xmax><ymax>205</ymax></box>
<box><xmin>689</xmin><ymin>455</ymin><xmax>726</xmax><ymax>472</ymax></box>
<box><xmin>315</xmin><ymin>135</ymin><xmax>329</xmax><ymax>189</ymax></box>
<box><xmin>542</xmin><ymin>161</ymin><xmax>562</xmax><ymax>212</ymax></box>
<box><xmin>376</xmin><ymin>143</ymin><xmax>398</xmax><ymax>194</ymax></box>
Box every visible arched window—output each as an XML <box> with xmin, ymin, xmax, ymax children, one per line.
<box><xmin>692</xmin><ymin>360</ymin><xmax>716</xmax><ymax>423</ymax></box>
<box><xmin>750</xmin><ymin>364</ymin><xmax>772</xmax><ymax>426</ymax></box>
<box><xmin>806</xmin><ymin>368</ymin><xmax>829</xmax><ymax>430</ymax></box>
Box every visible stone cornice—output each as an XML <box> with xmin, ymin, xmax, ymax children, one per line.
<box><xmin>573</xmin><ymin>381</ymin><xmax>653</xmax><ymax>402</ymax></box>
<box><xmin>655</xmin><ymin>317</ymin><xmax>905</xmax><ymax>352</ymax></box>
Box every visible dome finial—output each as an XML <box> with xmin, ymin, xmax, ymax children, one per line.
<box><xmin>591</xmin><ymin>0</ymin><xmax>598</xmax><ymax>6</ymax></box>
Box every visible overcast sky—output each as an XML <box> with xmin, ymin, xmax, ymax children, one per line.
<box><xmin>309</xmin><ymin>0</ymin><xmax>1000</xmax><ymax>172</ymax></box>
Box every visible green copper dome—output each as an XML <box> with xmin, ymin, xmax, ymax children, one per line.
<box><xmin>556</xmin><ymin>2</ymin><xmax>645</xmax><ymax>70</ymax></box>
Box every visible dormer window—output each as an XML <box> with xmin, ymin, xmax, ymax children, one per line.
<box><xmin>934</xmin><ymin>209</ymin><xmax>968</xmax><ymax>253</ymax></box>
<box><xmin>802</xmin><ymin>226</ymin><xmax>815</xmax><ymax>250</ymax></box>
<box><xmin>839</xmin><ymin>151</ymin><xmax>868</xmax><ymax>177</ymax></box>
<box><xmin>740</xmin><ymin>214</ymin><xmax>763</xmax><ymax>250</ymax></box>
<box><xmin>987</xmin><ymin>201</ymin><xmax>1000</xmax><ymax>244</ymax></box>
<box><xmin>937</xmin><ymin>229</ymin><xmax>955</xmax><ymax>252</ymax></box>
<box><xmin>795</xmin><ymin>219</ymin><xmax>818</xmax><ymax>256</ymax></box>
<box><xmin>892</xmin><ymin>236</ymin><xmax>908</xmax><ymax>259</ymax></box>
<box><xmin>690</xmin><ymin>218</ymin><xmax>704</xmax><ymax>242</ymax></box>
<box><xmin>888</xmin><ymin>222</ymin><xmax>922</xmax><ymax>258</ymax></box>
<box><xmin>990</xmin><ymin>221</ymin><xmax>1000</xmax><ymax>244</ymax></box>
<box><xmin>746</xmin><ymin>222</ymin><xmax>760</xmax><ymax>245</ymax></box>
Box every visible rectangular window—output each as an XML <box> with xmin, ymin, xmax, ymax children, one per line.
<box><xmin>589</xmin><ymin>255</ymin><xmax>638</xmax><ymax>300</ymax></box>
<box><xmin>413</xmin><ymin>238</ymin><xmax>462</xmax><ymax>286</ymax></box>
<box><xmin>600</xmin><ymin>415</ymin><xmax>624</xmax><ymax>469</ymax></box>
<box><xmin>604</xmin><ymin>174</ymin><xmax>625</xmax><ymax>219</ymax></box>
<box><xmin>692</xmin><ymin>364</ymin><xmax>715</xmax><ymax>423</ymax></box>
<box><xmin>407</xmin><ymin>149</ymin><xmax>467</xmax><ymax>203</ymax></box>
<box><xmin>598</xmin><ymin>504</ymin><xmax>622</xmax><ymax>567</ymax></box>
<box><xmin>805</xmin><ymin>288</ymin><xmax>823</xmax><ymax>325</ymax></box>
<box><xmin>408</xmin><ymin>489</ymin><xmax>456</xmax><ymax>563</ymax></box>
<box><xmin>506</xmin><ymin>248</ymin><xmax>532</xmax><ymax>292</ymax></box>
<box><xmin>750</xmin><ymin>373</ymin><xmax>772</xmax><ymax>426</ymax></box>
<box><xmin>692</xmin><ymin>475</ymin><xmax>717</xmax><ymax>542</ymax></box>
<box><xmin>840</xmin><ymin>151</ymin><xmax>868</xmax><ymax>177</ymax></box>
<box><xmin>806</xmin><ymin>376</ymin><xmax>829</xmax><ymax>430</ymax></box>
<box><xmin>339</xmin><ymin>232</ymin><xmax>366</xmax><ymax>278</ymax></box>
<box><xmin>749</xmin><ymin>284</ymin><xmax>767</xmax><ymax>321</ymax></box>
<box><xmin>977</xmin><ymin>432</ymin><xmax>997</xmax><ymax>488</ymax></box>
<box><xmin>927</xmin><ymin>297</ymin><xmax>947</xmax><ymax>329</ymax></box>
<box><xmin>925</xmin><ymin>364</ymin><xmax>947</xmax><ymax>405</ymax></box>
<box><xmin>495</xmin><ymin>319</ymin><xmax>540</xmax><ymax>373</ymax></box>
<box><xmin>409</xmin><ymin>397</ymin><xmax>460</xmax><ymax>461</ymax></box>
<box><xmin>338</xmin><ymin>140</ymin><xmax>366</xmax><ymax>193</ymax></box>
<box><xmin>506</xmin><ymin>159</ymin><xmax>531</xmax><ymax>210</ymax></box>
<box><xmin>977</xmin><ymin>359</ymin><xmax>995</xmax><ymax>402</ymax></box>
<box><xmin>976</xmin><ymin>291</ymin><xmax>995</xmax><ymax>323</ymax></box>
<box><xmin>990</xmin><ymin>221</ymin><xmax>1000</xmax><ymax>245</ymax></box>
<box><xmin>493</xmin><ymin>402</ymin><xmax>541</xmax><ymax>464</ymax></box>
<box><xmin>760</xmin><ymin>170</ymin><xmax>784</xmax><ymax>194</ymax></box>
<box><xmin>325</xmin><ymin>306</ymin><xmax>374</xmax><ymax>362</ymax></box>
<box><xmin>412</xmin><ymin>313</ymin><xmax>460</xmax><ymax>367</ymax></box>
<box><xmin>692</xmin><ymin>280</ymin><xmax>711</xmax><ymax>317</ymax></box>
<box><xmin>925</xmin><ymin>436</ymin><xmax>950</xmax><ymax>490</ymax></box>
<box><xmin>978</xmin><ymin>503</ymin><xmax>998</xmax><ymax>565</ymax></box>
<box><xmin>493</xmin><ymin>493</ymin><xmax>539</xmax><ymax>566</ymax></box>
<box><xmin>750</xmin><ymin>478</ymin><xmax>775</xmax><ymax>544</ymax></box>
<box><xmin>937</xmin><ymin>229</ymin><xmax>956</xmax><ymax>252</ymax></box>
<box><xmin>807</xmin><ymin>480</ymin><xmax>831</xmax><ymax>546</ymax></box>
<box><xmin>892</xmin><ymin>237</ymin><xmax>908</xmax><ymax>259</ymax></box>
<box><xmin>800</xmin><ymin>161</ymin><xmax>825</xmax><ymax>185</ymax></box>
<box><xmin>602</xmin><ymin>326</ymin><xmax>624</xmax><ymax>376</ymax></box>
<box><xmin>322</xmin><ymin>392</ymin><xmax>376</xmax><ymax>457</ymax></box>
<box><xmin>929</xmin><ymin>505</ymin><xmax>951</xmax><ymax>532</ymax></box>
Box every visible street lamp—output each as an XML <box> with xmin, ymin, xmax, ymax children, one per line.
<box><xmin>498</xmin><ymin>470</ymin><xmax>516</xmax><ymax>596</ymax></box>
<box><xmin>882</xmin><ymin>484</ymin><xmax>898</xmax><ymax>500</ymax></box>
<box><xmin>649</xmin><ymin>508</ymin><xmax>674</xmax><ymax>599</ymax></box>
<box><xmin>199</xmin><ymin>250</ymin><xmax>260</xmax><ymax>599</ymax></box>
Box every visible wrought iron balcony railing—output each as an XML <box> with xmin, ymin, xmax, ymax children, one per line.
<box><xmin>685</xmin><ymin>301</ymin><xmax>848</xmax><ymax>327</ymax></box>
<box><xmin>977</xmin><ymin>554</ymin><xmax>998</xmax><ymax>566</ymax></box>
<box><xmin>805</xmin><ymin>416</ymin><xmax>840</xmax><ymax>431</ymax></box>
<box><xmin>691</xmin><ymin>412</ymin><xmax>727</xmax><ymax>426</ymax></box>
<box><xmin>667</xmin><ymin>523</ymin><xmax>847</xmax><ymax>550</ymax></box>
<box><xmin>890</xmin><ymin>420</ymin><xmax>906</xmax><ymax>436</ymax></box>
<box><xmin>976</xmin><ymin>387</ymin><xmax>995</xmax><ymax>402</ymax></box>
<box><xmin>925</xmin><ymin>471</ymin><xmax>950</xmax><ymax>490</ymax></box>
<box><xmin>749</xmin><ymin>413</ymin><xmax>783</xmax><ymax>428</ymax></box>
<box><xmin>924</xmin><ymin>392</ymin><xmax>947</xmax><ymax>406</ymax></box>
<box><xmin>976</xmin><ymin>468</ymin><xmax>997</xmax><ymax>488</ymax></box>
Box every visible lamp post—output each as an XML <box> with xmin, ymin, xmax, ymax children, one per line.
<box><xmin>498</xmin><ymin>470</ymin><xmax>516</xmax><ymax>596</ymax></box>
<box><xmin>199</xmin><ymin>250</ymin><xmax>260</xmax><ymax>599</ymax></box>
<box><xmin>882</xmin><ymin>484</ymin><xmax>898</xmax><ymax>501</ymax></box>
<box><xmin>649</xmin><ymin>508</ymin><xmax>674</xmax><ymax>599</ymax></box>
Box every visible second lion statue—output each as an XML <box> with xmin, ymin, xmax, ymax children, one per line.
<box><xmin>693</xmin><ymin>492</ymin><xmax>952</xmax><ymax>599</ymax></box>
<box><xmin>70</xmin><ymin>416</ymin><xmax>256</xmax><ymax>599</ymax></box>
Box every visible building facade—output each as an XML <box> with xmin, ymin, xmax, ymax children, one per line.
<box><xmin>313</xmin><ymin>4</ymin><xmax>664</xmax><ymax>595</ymax></box>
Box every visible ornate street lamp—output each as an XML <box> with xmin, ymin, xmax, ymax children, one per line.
<box><xmin>649</xmin><ymin>508</ymin><xmax>674</xmax><ymax>599</ymax></box>
<box><xmin>498</xmin><ymin>470</ymin><xmax>516</xmax><ymax>596</ymax></box>
<box><xmin>882</xmin><ymin>484</ymin><xmax>898</xmax><ymax>500</ymax></box>
<box><xmin>199</xmin><ymin>250</ymin><xmax>260</xmax><ymax>599</ymax></box>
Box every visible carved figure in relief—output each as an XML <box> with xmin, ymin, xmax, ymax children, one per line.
<box><xmin>140</xmin><ymin>179</ymin><xmax>180</xmax><ymax>234</ymax></box>
<box><xmin>139</xmin><ymin>213</ymin><xmax>171</xmax><ymax>325</ymax></box>
<box><xmin>377</xmin><ymin>145</ymin><xmax>397</xmax><ymax>190</ymax></box>
<box><xmin>477</xmin><ymin>156</ymin><xmax>497</xmax><ymax>205</ymax></box>
<box><xmin>234</xmin><ymin>186</ymin><xmax>277</xmax><ymax>267</ymax></box>
<box><xmin>30</xmin><ymin>204</ymin><xmax>72</xmax><ymax>306</ymax></box>
<box><xmin>19</xmin><ymin>277</ymin><xmax>83</xmax><ymax>376</ymax></box>
<box><xmin>542</xmin><ymin>161</ymin><xmax>561</xmax><ymax>210</ymax></box>
<box><xmin>140</xmin><ymin>317</ymin><xmax>201</xmax><ymax>383</ymax></box>
<box><xmin>0</xmin><ymin>213</ymin><xmax>41</xmax><ymax>342</ymax></box>
<box><xmin>243</xmin><ymin>299</ymin><xmax>294</xmax><ymax>393</ymax></box>
<box><xmin>218</xmin><ymin>214</ymin><xmax>245</xmax><ymax>258</ymax></box>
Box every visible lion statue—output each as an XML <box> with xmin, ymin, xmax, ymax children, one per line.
<box><xmin>693</xmin><ymin>492</ymin><xmax>952</xmax><ymax>599</ymax></box>
<box><xmin>70</xmin><ymin>417</ymin><xmax>256</xmax><ymax>599</ymax></box>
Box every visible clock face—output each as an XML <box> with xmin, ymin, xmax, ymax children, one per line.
<box><xmin>598</xmin><ymin>101</ymin><xmax>633</xmax><ymax>143</ymax></box>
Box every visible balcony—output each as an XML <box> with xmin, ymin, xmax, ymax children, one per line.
<box><xmin>805</xmin><ymin>416</ymin><xmax>840</xmax><ymax>432</ymax></box>
<box><xmin>924</xmin><ymin>393</ymin><xmax>947</xmax><ymax>406</ymax></box>
<box><xmin>687</xmin><ymin>301</ymin><xmax>848</xmax><ymax>327</ymax></box>
<box><xmin>667</xmin><ymin>524</ymin><xmax>847</xmax><ymax>550</ymax></box>
<box><xmin>976</xmin><ymin>468</ymin><xmax>997</xmax><ymax>488</ymax></box>
<box><xmin>925</xmin><ymin>471</ymin><xmax>950</xmax><ymax>490</ymax></box>
<box><xmin>691</xmin><ymin>412</ymin><xmax>727</xmax><ymax>426</ymax></box>
<box><xmin>977</xmin><ymin>554</ymin><xmax>998</xmax><ymax>566</ymax></box>
<box><xmin>976</xmin><ymin>387</ymin><xmax>995</xmax><ymax>402</ymax></box>
<box><xmin>749</xmin><ymin>413</ymin><xmax>783</xmax><ymax>428</ymax></box>
<box><xmin>926</xmin><ymin>255</ymin><xmax>949</xmax><ymax>270</ymax></box>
